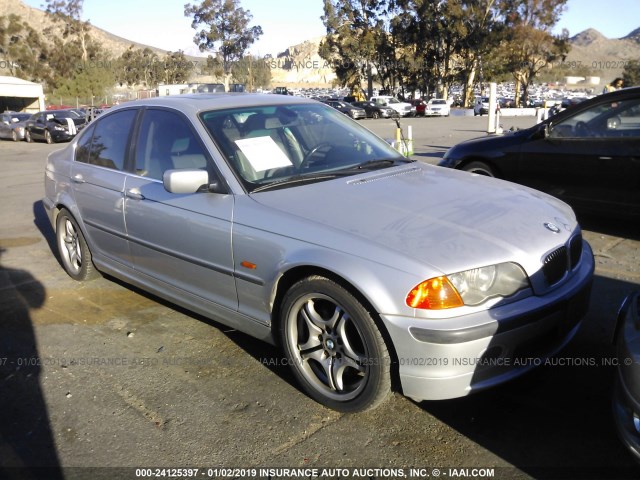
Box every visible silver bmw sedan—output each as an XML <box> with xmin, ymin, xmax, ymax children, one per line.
<box><xmin>44</xmin><ymin>93</ymin><xmax>594</xmax><ymax>412</ymax></box>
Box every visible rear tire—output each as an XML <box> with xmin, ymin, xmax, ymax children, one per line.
<box><xmin>25</xmin><ymin>130</ymin><xmax>33</xmax><ymax>143</ymax></box>
<box><xmin>56</xmin><ymin>209</ymin><xmax>99</xmax><ymax>281</ymax></box>
<box><xmin>280</xmin><ymin>276</ymin><xmax>391</xmax><ymax>412</ymax></box>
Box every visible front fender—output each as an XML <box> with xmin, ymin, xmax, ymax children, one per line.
<box><xmin>232</xmin><ymin>224</ymin><xmax>425</xmax><ymax>326</ymax></box>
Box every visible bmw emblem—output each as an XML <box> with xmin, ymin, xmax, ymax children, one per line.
<box><xmin>544</xmin><ymin>222</ymin><xmax>561</xmax><ymax>233</ymax></box>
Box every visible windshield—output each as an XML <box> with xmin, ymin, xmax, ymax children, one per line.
<box><xmin>200</xmin><ymin>102</ymin><xmax>406</xmax><ymax>192</ymax></box>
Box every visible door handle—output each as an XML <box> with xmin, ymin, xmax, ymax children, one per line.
<box><xmin>71</xmin><ymin>174</ymin><xmax>85</xmax><ymax>183</ymax></box>
<box><xmin>126</xmin><ymin>188</ymin><xmax>145</xmax><ymax>200</ymax></box>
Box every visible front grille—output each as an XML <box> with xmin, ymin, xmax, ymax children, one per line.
<box><xmin>542</xmin><ymin>232</ymin><xmax>584</xmax><ymax>287</ymax></box>
<box><xmin>543</xmin><ymin>246</ymin><xmax>568</xmax><ymax>286</ymax></box>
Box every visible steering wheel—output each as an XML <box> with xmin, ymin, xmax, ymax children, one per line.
<box><xmin>299</xmin><ymin>143</ymin><xmax>332</xmax><ymax>171</ymax></box>
<box><xmin>573</xmin><ymin>121</ymin><xmax>592</xmax><ymax>137</ymax></box>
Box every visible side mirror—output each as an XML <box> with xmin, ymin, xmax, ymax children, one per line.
<box><xmin>163</xmin><ymin>169</ymin><xmax>210</xmax><ymax>194</ymax></box>
<box><xmin>531</xmin><ymin>123</ymin><xmax>550</xmax><ymax>140</ymax></box>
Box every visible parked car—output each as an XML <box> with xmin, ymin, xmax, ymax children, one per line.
<box><xmin>548</xmin><ymin>97</ymin><xmax>589</xmax><ymax>118</ymax></box>
<box><xmin>425</xmin><ymin>98</ymin><xmax>451</xmax><ymax>117</ymax></box>
<box><xmin>411</xmin><ymin>99</ymin><xmax>427</xmax><ymax>116</ymax></box>
<box><xmin>25</xmin><ymin>109</ymin><xmax>86</xmax><ymax>144</ymax></box>
<box><xmin>370</xmin><ymin>95</ymin><xmax>415</xmax><ymax>117</ymax></box>
<box><xmin>44</xmin><ymin>94</ymin><xmax>594</xmax><ymax>412</ymax></box>
<box><xmin>351</xmin><ymin>101</ymin><xmax>396</xmax><ymax>119</ymax></box>
<box><xmin>323</xmin><ymin>99</ymin><xmax>366</xmax><ymax>119</ymax></box>
<box><xmin>473</xmin><ymin>96</ymin><xmax>490</xmax><ymax>115</ymax></box>
<box><xmin>0</xmin><ymin>112</ymin><xmax>31</xmax><ymax>141</ymax></box>
<box><xmin>613</xmin><ymin>291</ymin><xmax>640</xmax><ymax>463</ymax></box>
<box><xmin>439</xmin><ymin>87</ymin><xmax>640</xmax><ymax>217</ymax></box>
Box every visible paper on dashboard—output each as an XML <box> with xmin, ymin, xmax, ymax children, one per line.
<box><xmin>235</xmin><ymin>136</ymin><xmax>293</xmax><ymax>172</ymax></box>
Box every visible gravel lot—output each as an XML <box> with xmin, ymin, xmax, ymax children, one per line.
<box><xmin>0</xmin><ymin>112</ymin><xmax>638</xmax><ymax>479</ymax></box>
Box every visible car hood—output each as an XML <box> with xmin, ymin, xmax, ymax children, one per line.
<box><xmin>46</xmin><ymin>117</ymin><xmax>85</xmax><ymax>127</ymax></box>
<box><xmin>440</xmin><ymin>127</ymin><xmax>537</xmax><ymax>165</ymax></box>
<box><xmin>249</xmin><ymin>163</ymin><xmax>577</xmax><ymax>278</ymax></box>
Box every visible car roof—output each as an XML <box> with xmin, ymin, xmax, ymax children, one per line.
<box><xmin>107</xmin><ymin>93</ymin><xmax>316</xmax><ymax>117</ymax></box>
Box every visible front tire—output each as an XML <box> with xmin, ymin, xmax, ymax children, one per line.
<box><xmin>280</xmin><ymin>276</ymin><xmax>391</xmax><ymax>412</ymax></box>
<box><xmin>25</xmin><ymin>130</ymin><xmax>33</xmax><ymax>143</ymax></box>
<box><xmin>45</xmin><ymin>130</ymin><xmax>54</xmax><ymax>144</ymax></box>
<box><xmin>462</xmin><ymin>160</ymin><xmax>496</xmax><ymax>177</ymax></box>
<box><xmin>56</xmin><ymin>209</ymin><xmax>99</xmax><ymax>281</ymax></box>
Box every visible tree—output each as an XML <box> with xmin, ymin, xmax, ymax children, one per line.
<box><xmin>115</xmin><ymin>46</ymin><xmax>161</xmax><ymax>87</ymax></box>
<box><xmin>200</xmin><ymin>54</ymin><xmax>224</xmax><ymax>78</ymax></box>
<box><xmin>497</xmin><ymin>0</ymin><xmax>569</xmax><ymax>105</ymax></box>
<box><xmin>455</xmin><ymin>0</ymin><xmax>504</xmax><ymax>107</ymax></box>
<box><xmin>43</xmin><ymin>0</ymin><xmax>112</xmax><ymax>93</ymax></box>
<box><xmin>44</xmin><ymin>0</ymin><xmax>91</xmax><ymax>62</ymax></box>
<box><xmin>320</xmin><ymin>0</ymin><xmax>389</xmax><ymax>98</ymax></box>
<box><xmin>231</xmin><ymin>55</ymin><xmax>271</xmax><ymax>91</ymax></box>
<box><xmin>0</xmin><ymin>14</ymin><xmax>51</xmax><ymax>83</ymax></box>
<box><xmin>52</xmin><ymin>64</ymin><xmax>114</xmax><ymax>103</ymax></box>
<box><xmin>623</xmin><ymin>60</ymin><xmax>640</xmax><ymax>87</ymax></box>
<box><xmin>391</xmin><ymin>0</ymin><xmax>463</xmax><ymax>99</ymax></box>
<box><xmin>184</xmin><ymin>0</ymin><xmax>263</xmax><ymax>83</ymax></box>
<box><xmin>158</xmin><ymin>50</ymin><xmax>194</xmax><ymax>84</ymax></box>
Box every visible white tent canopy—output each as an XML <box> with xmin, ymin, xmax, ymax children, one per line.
<box><xmin>0</xmin><ymin>76</ymin><xmax>45</xmax><ymax>113</ymax></box>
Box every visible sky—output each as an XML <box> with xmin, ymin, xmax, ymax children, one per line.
<box><xmin>21</xmin><ymin>0</ymin><xmax>640</xmax><ymax>58</ymax></box>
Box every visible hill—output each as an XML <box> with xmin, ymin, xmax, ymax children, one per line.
<box><xmin>0</xmin><ymin>0</ymin><xmax>170</xmax><ymax>58</ymax></box>
<box><xmin>564</xmin><ymin>28</ymin><xmax>640</xmax><ymax>81</ymax></box>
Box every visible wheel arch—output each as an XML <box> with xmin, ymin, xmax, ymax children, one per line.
<box><xmin>270</xmin><ymin>264</ymin><xmax>402</xmax><ymax>391</ymax></box>
<box><xmin>50</xmin><ymin>200</ymin><xmax>92</xmax><ymax>247</ymax></box>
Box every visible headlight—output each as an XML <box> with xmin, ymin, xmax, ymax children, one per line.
<box><xmin>53</xmin><ymin>124</ymin><xmax>66</xmax><ymax>131</ymax></box>
<box><xmin>406</xmin><ymin>262</ymin><xmax>529</xmax><ymax>310</ymax></box>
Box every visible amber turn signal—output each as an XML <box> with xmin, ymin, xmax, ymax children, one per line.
<box><xmin>406</xmin><ymin>276</ymin><xmax>464</xmax><ymax>310</ymax></box>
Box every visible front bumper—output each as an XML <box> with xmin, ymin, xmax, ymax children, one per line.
<box><xmin>614</xmin><ymin>292</ymin><xmax>640</xmax><ymax>462</ymax></box>
<box><xmin>379</xmin><ymin>110</ymin><xmax>397</xmax><ymax>118</ymax></box>
<box><xmin>51</xmin><ymin>130</ymin><xmax>76</xmax><ymax>142</ymax></box>
<box><xmin>381</xmin><ymin>241</ymin><xmax>594</xmax><ymax>401</ymax></box>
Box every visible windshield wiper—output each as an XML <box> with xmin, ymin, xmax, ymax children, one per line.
<box><xmin>336</xmin><ymin>157</ymin><xmax>415</xmax><ymax>174</ymax></box>
<box><xmin>356</xmin><ymin>158</ymin><xmax>402</xmax><ymax>169</ymax></box>
<box><xmin>250</xmin><ymin>158</ymin><xmax>415</xmax><ymax>193</ymax></box>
